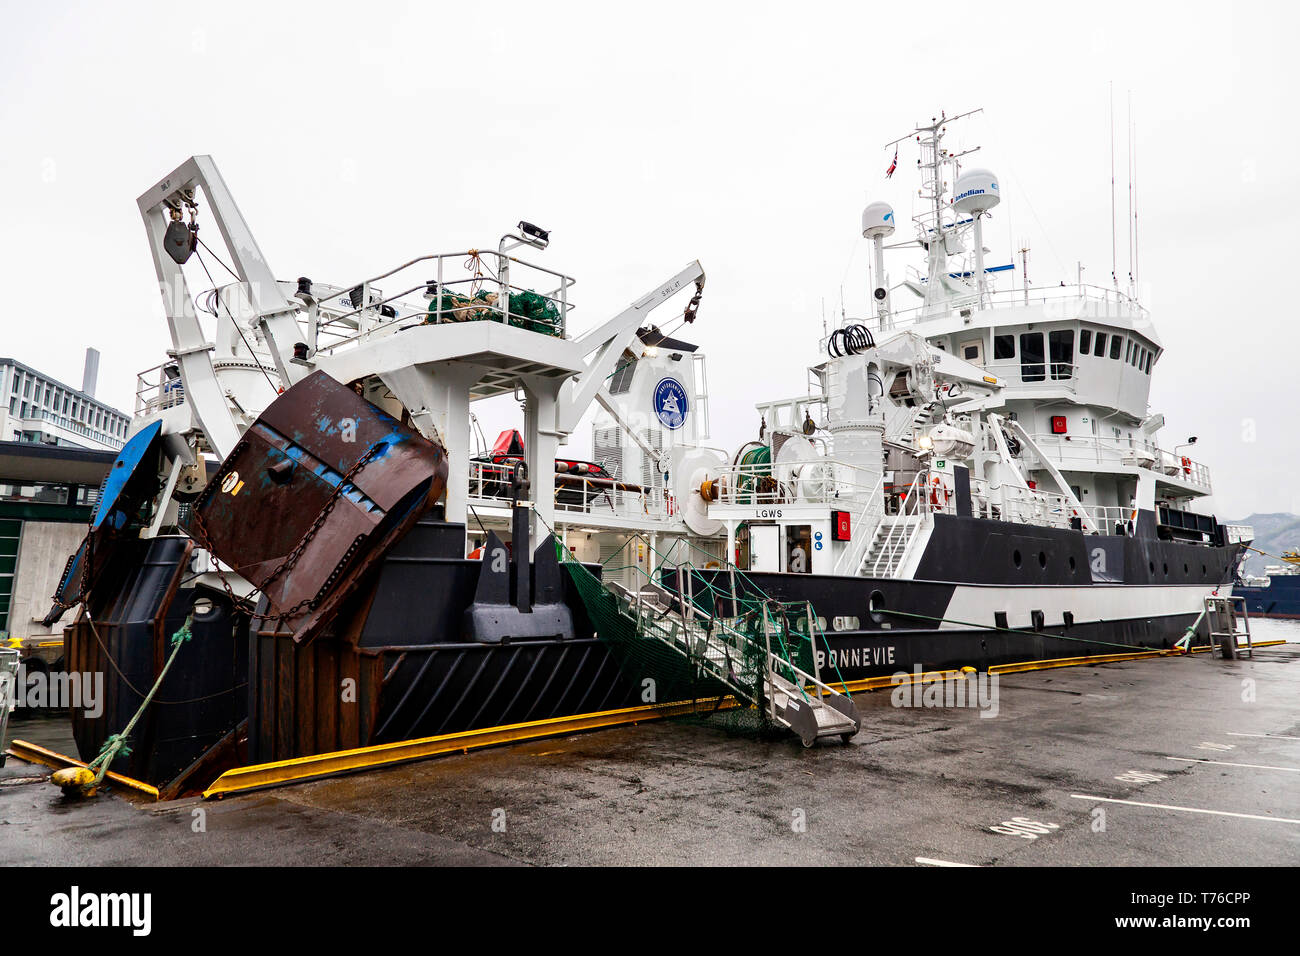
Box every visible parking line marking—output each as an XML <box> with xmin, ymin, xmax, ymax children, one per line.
<box><xmin>1226</xmin><ymin>732</ymin><xmax>1300</xmax><ymax>741</ymax></box>
<box><xmin>1070</xmin><ymin>794</ymin><xmax>1300</xmax><ymax>825</ymax></box>
<box><xmin>1166</xmin><ymin>757</ymin><xmax>1300</xmax><ymax>773</ymax></box>
<box><xmin>915</xmin><ymin>857</ymin><xmax>978</xmax><ymax>867</ymax></box>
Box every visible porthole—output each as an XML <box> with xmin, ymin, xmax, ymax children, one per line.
<box><xmin>1038</xmin><ymin>551</ymin><xmax>1047</xmax><ymax>569</ymax></box>
<box><xmin>1013</xmin><ymin>549</ymin><xmax>1023</xmax><ymax>568</ymax></box>
<box><xmin>1202</xmin><ymin>564</ymin><xmax>1207</xmax><ymax>575</ymax></box>
<box><xmin>1183</xmin><ymin>563</ymin><xmax>1189</xmax><ymax>575</ymax></box>
<box><xmin>1068</xmin><ymin>555</ymin><xmax>1077</xmax><ymax>573</ymax></box>
<box><xmin>1163</xmin><ymin>563</ymin><xmax>1168</xmax><ymax>576</ymax></box>
<box><xmin>1148</xmin><ymin>561</ymin><xmax>1155</xmax><ymax>575</ymax></box>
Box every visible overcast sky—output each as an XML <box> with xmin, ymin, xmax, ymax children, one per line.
<box><xmin>2</xmin><ymin>1</ymin><xmax>1295</xmax><ymax>518</ymax></box>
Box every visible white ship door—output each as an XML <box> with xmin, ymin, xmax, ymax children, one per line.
<box><xmin>959</xmin><ymin>339</ymin><xmax>984</xmax><ymax>366</ymax></box>
<box><xmin>750</xmin><ymin>525</ymin><xmax>779</xmax><ymax>572</ymax></box>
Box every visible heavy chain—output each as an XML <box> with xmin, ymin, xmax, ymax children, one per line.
<box><xmin>190</xmin><ymin>442</ymin><xmax>384</xmax><ymax>626</ymax></box>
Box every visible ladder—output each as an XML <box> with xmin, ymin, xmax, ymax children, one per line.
<box><xmin>1205</xmin><ymin>595</ymin><xmax>1254</xmax><ymax>660</ymax></box>
<box><xmin>604</xmin><ymin>568</ymin><xmax>860</xmax><ymax>747</ymax></box>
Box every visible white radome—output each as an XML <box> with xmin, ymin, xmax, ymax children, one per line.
<box><xmin>861</xmin><ymin>201</ymin><xmax>896</xmax><ymax>239</ymax></box>
<box><xmin>952</xmin><ymin>168</ymin><xmax>1000</xmax><ymax>216</ymax></box>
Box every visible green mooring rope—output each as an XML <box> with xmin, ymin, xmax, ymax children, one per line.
<box><xmin>85</xmin><ymin>615</ymin><xmax>193</xmax><ymax>788</ymax></box>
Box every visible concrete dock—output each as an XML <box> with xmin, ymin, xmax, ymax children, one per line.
<box><xmin>3</xmin><ymin>621</ymin><xmax>1297</xmax><ymax>867</ymax></box>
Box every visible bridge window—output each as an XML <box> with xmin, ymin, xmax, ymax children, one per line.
<box><xmin>1019</xmin><ymin>332</ymin><xmax>1045</xmax><ymax>382</ymax></box>
<box><xmin>1110</xmin><ymin>335</ymin><xmax>1123</xmax><ymax>360</ymax></box>
<box><xmin>1049</xmin><ymin>330</ymin><xmax>1074</xmax><ymax>379</ymax></box>
<box><xmin>1093</xmin><ymin>332</ymin><xmax>1107</xmax><ymax>357</ymax></box>
<box><xmin>1079</xmin><ymin>329</ymin><xmax>1092</xmax><ymax>354</ymax></box>
<box><xmin>994</xmin><ymin>335</ymin><xmax>1015</xmax><ymax>360</ymax></box>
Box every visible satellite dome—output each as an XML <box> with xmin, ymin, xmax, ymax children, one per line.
<box><xmin>861</xmin><ymin>201</ymin><xmax>896</xmax><ymax>239</ymax></box>
<box><xmin>952</xmin><ymin>168</ymin><xmax>1001</xmax><ymax>216</ymax></box>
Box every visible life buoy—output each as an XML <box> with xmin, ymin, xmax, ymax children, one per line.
<box><xmin>1181</xmin><ymin>456</ymin><xmax>1191</xmax><ymax>475</ymax></box>
<box><xmin>929</xmin><ymin>476</ymin><xmax>951</xmax><ymax>510</ymax></box>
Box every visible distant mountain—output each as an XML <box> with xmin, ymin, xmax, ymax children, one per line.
<box><xmin>1228</xmin><ymin>513</ymin><xmax>1300</xmax><ymax>576</ymax></box>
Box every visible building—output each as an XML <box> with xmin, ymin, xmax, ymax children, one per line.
<box><xmin>0</xmin><ymin>348</ymin><xmax>125</xmax><ymax>646</ymax></box>
<box><xmin>1</xmin><ymin>443</ymin><xmax>115</xmax><ymax>644</ymax></box>
<box><xmin>0</xmin><ymin>349</ymin><xmax>130</xmax><ymax>452</ymax></box>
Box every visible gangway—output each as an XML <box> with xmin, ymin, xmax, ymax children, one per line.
<box><xmin>562</xmin><ymin>545</ymin><xmax>860</xmax><ymax>747</ymax></box>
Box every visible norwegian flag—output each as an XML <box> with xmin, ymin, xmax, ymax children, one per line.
<box><xmin>885</xmin><ymin>147</ymin><xmax>898</xmax><ymax>179</ymax></box>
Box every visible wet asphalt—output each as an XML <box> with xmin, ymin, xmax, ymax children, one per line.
<box><xmin>3</xmin><ymin>620</ymin><xmax>1298</xmax><ymax>867</ymax></box>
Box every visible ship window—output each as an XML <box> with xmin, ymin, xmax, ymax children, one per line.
<box><xmin>1144</xmin><ymin>351</ymin><xmax>1153</xmax><ymax>374</ymax></box>
<box><xmin>1110</xmin><ymin>335</ymin><xmax>1123</xmax><ymax>360</ymax></box>
<box><xmin>1079</xmin><ymin>329</ymin><xmax>1092</xmax><ymax>354</ymax></box>
<box><xmin>785</xmin><ymin>525</ymin><xmax>812</xmax><ymax>574</ymax></box>
<box><xmin>1019</xmin><ymin>333</ymin><xmax>1045</xmax><ymax>382</ymax></box>
<box><xmin>1094</xmin><ymin>332</ymin><xmax>1107</xmax><ymax>356</ymax></box>
<box><xmin>994</xmin><ymin>334</ymin><xmax>1015</xmax><ymax>360</ymax></box>
<box><xmin>608</xmin><ymin>352</ymin><xmax>638</xmax><ymax>395</ymax></box>
<box><xmin>1049</xmin><ymin>330</ymin><xmax>1074</xmax><ymax>379</ymax></box>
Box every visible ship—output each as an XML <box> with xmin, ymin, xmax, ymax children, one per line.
<box><xmin>42</xmin><ymin>111</ymin><xmax>1252</xmax><ymax>793</ymax></box>
<box><xmin>1236</xmin><ymin>550</ymin><xmax>1300</xmax><ymax>618</ymax></box>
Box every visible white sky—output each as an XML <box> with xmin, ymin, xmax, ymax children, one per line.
<box><xmin>1</xmin><ymin>1</ymin><xmax>1295</xmax><ymax>518</ymax></box>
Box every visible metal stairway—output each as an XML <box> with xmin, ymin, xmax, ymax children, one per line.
<box><xmin>860</xmin><ymin>522</ymin><xmax>908</xmax><ymax>576</ymax></box>
<box><xmin>602</xmin><ymin>568</ymin><xmax>860</xmax><ymax>747</ymax></box>
<box><xmin>857</xmin><ymin>472</ymin><xmax>929</xmax><ymax>578</ymax></box>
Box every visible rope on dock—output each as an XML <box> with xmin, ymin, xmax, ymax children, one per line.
<box><xmin>52</xmin><ymin>615</ymin><xmax>193</xmax><ymax>797</ymax></box>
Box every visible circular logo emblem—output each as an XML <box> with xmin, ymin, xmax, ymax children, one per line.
<box><xmin>653</xmin><ymin>378</ymin><xmax>688</xmax><ymax>430</ymax></box>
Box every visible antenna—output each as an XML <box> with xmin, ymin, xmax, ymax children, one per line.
<box><xmin>884</xmin><ymin>108</ymin><xmax>983</xmax><ymax>314</ymax></box>
<box><xmin>1109</xmin><ymin>82</ymin><xmax>1118</xmax><ymax>288</ymax></box>
<box><xmin>1127</xmin><ymin>90</ymin><xmax>1135</xmax><ymax>296</ymax></box>
<box><xmin>1019</xmin><ymin>241</ymin><xmax>1030</xmax><ymax>304</ymax></box>
<box><xmin>1132</xmin><ymin>96</ymin><xmax>1140</xmax><ymax>295</ymax></box>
